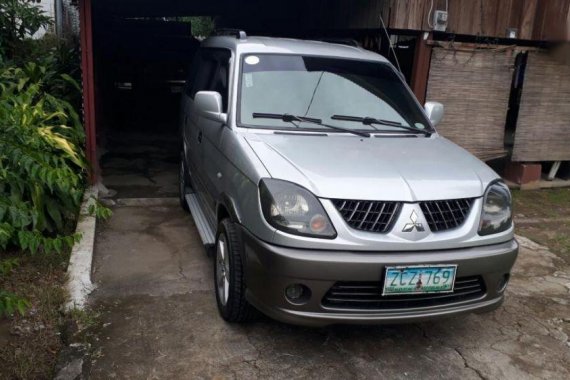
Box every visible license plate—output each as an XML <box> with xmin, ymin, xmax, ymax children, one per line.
<box><xmin>382</xmin><ymin>265</ymin><xmax>457</xmax><ymax>295</ymax></box>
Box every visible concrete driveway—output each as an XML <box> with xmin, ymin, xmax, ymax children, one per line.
<box><xmin>89</xmin><ymin>201</ymin><xmax>570</xmax><ymax>379</ymax></box>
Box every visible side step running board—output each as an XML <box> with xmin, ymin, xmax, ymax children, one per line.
<box><xmin>185</xmin><ymin>194</ymin><xmax>215</xmax><ymax>246</ymax></box>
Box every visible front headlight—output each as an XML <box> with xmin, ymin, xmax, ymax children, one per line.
<box><xmin>259</xmin><ymin>179</ymin><xmax>336</xmax><ymax>238</ymax></box>
<box><xmin>478</xmin><ymin>181</ymin><xmax>513</xmax><ymax>236</ymax></box>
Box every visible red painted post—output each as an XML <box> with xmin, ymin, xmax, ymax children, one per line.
<box><xmin>410</xmin><ymin>32</ymin><xmax>433</xmax><ymax>105</ymax></box>
<box><xmin>79</xmin><ymin>0</ymin><xmax>98</xmax><ymax>183</ymax></box>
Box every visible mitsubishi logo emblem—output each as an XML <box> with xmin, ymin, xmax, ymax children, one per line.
<box><xmin>402</xmin><ymin>210</ymin><xmax>425</xmax><ymax>232</ymax></box>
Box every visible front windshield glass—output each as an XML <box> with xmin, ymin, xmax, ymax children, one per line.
<box><xmin>238</xmin><ymin>54</ymin><xmax>431</xmax><ymax>132</ymax></box>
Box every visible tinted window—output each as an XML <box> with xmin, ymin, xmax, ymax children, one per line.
<box><xmin>239</xmin><ymin>54</ymin><xmax>429</xmax><ymax>132</ymax></box>
<box><xmin>184</xmin><ymin>51</ymin><xmax>200</xmax><ymax>96</ymax></box>
<box><xmin>210</xmin><ymin>54</ymin><xmax>230</xmax><ymax>111</ymax></box>
<box><xmin>186</xmin><ymin>49</ymin><xmax>230</xmax><ymax>112</ymax></box>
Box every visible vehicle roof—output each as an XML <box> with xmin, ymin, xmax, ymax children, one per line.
<box><xmin>201</xmin><ymin>35</ymin><xmax>390</xmax><ymax>63</ymax></box>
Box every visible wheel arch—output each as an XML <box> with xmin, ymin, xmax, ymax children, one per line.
<box><xmin>216</xmin><ymin>194</ymin><xmax>242</xmax><ymax>225</ymax></box>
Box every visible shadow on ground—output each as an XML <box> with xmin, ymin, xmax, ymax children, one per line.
<box><xmin>99</xmin><ymin>132</ymin><xmax>179</xmax><ymax>199</ymax></box>
<box><xmin>88</xmin><ymin>203</ymin><xmax>570</xmax><ymax>380</ymax></box>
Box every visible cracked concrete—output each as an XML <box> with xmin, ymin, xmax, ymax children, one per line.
<box><xmin>88</xmin><ymin>203</ymin><xmax>570</xmax><ymax>379</ymax></box>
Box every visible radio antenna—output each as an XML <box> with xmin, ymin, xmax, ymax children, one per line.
<box><xmin>379</xmin><ymin>15</ymin><xmax>402</xmax><ymax>73</ymax></box>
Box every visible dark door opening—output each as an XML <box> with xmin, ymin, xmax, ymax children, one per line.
<box><xmin>90</xmin><ymin>1</ymin><xmax>420</xmax><ymax>199</ymax></box>
<box><xmin>92</xmin><ymin>6</ymin><xmax>206</xmax><ymax>198</ymax></box>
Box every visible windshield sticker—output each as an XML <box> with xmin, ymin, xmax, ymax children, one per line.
<box><xmin>244</xmin><ymin>73</ymin><xmax>254</xmax><ymax>88</ymax></box>
<box><xmin>245</xmin><ymin>55</ymin><xmax>260</xmax><ymax>65</ymax></box>
<box><xmin>415</xmin><ymin>123</ymin><xmax>426</xmax><ymax>130</ymax></box>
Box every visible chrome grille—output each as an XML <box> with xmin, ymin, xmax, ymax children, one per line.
<box><xmin>322</xmin><ymin>276</ymin><xmax>485</xmax><ymax>310</ymax></box>
<box><xmin>420</xmin><ymin>198</ymin><xmax>474</xmax><ymax>232</ymax></box>
<box><xmin>332</xmin><ymin>200</ymin><xmax>401</xmax><ymax>233</ymax></box>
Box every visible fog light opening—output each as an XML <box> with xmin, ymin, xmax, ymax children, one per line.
<box><xmin>285</xmin><ymin>284</ymin><xmax>311</xmax><ymax>304</ymax></box>
<box><xmin>497</xmin><ymin>274</ymin><xmax>510</xmax><ymax>293</ymax></box>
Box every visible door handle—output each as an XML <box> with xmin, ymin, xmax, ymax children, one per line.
<box><xmin>198</xmin><ymin>130</ymin><xmax>203</xmax><ymax>143</ymax></box>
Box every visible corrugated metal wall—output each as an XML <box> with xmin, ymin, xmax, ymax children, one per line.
<box><xmin>59</xmin><ymin>0</ymin><xmax>80</xmax><ymax>39</ymax></box>
<box><xmin>426</xmin><ymin>47</ymin><xmax>514</xmax><ymax>161</ymax></box>
<box><xmin>512</xmin><ymin>51</ymin><xmax>570</xmax><ymax>161</ymax></box>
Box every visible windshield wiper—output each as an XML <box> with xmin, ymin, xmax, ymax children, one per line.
<box><xmin>252</xmin><ymin>112</ymin><xmax>371</xmax><ymax>138</ymax></box>
<box><xmin>331</xmin><ymin>114</ymin><xmax>432</xmax><ymax>137</ymax></box>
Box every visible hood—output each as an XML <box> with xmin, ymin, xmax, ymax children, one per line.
<box><xmin>244</xmin><ymin>133</ymin><xmax>498</xmax><ymax>201</ymax></box>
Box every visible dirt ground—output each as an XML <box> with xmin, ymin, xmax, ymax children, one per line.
<box><xmin>513</xmin><ymin>188</ymin><xmax>570</xmax><ymax>265</ymax></box>
<box><xmin>86</xmin><ymin>198</ymin><xmax>570</xmax><ymax>380</ymax></box>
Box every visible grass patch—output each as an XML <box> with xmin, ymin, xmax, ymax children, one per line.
<box><xmin>512</xmin><ymin>188</ymin><xmax>570</xmax><ymax>219</ymax></box>
<box><xmin>0</xmin><ymin>250</ymin><xmax>69</xmax><ymax>379</ymax></box>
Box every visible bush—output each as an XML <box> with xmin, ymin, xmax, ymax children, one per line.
<box><xmin>0</xmin><ymin>258</ymin><xmax>30</xmax><ymax>316</ymax></box>
<box><xmin>0</xmin><ymin>62</ymin><xmax>86</xmax><ymax>255</ymax></box>
<box><xmin>0</xmin><ymin>0</ymin><xmax>51</xmax><ymax>60</ymax></box>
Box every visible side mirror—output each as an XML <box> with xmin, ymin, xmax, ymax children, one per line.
<box><xmin>424</xmin><ymin>101</ymin><xmax>444</xmax><ymax>127</ymax></box>
<box><xmin>195</xmin><ymin>91</ymin><xmax>227</xmax><ymax>124</ymax></box>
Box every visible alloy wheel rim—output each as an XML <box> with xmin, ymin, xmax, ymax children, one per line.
<box><xmin>216</xmin><ymin>235</ymin><xmax>230</xmax><ymax>306</ymax></box>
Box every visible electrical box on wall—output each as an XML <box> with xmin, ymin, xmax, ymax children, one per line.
<box><xmin>433</xmin><ymin>10</ymin><xmax>448</xmax><ymax>32</ymax></box>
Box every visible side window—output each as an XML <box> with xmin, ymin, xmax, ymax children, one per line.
<box><xmin>184</xmin><ymin>51</ymin><xmax>200</xmax><ymax>97</ymax></box>
<box><xmin>209</xmin><ymin>51</ymin><xmax>231</xmax><ymax>112</ymax></box>
<box><xmin>187</xmin><ymin>50</ymin><xmax>217</xmax><ymax>98</ymax></box>
<box><xmin>186</xmin><ymin>48</ymin><xmax>231</xmax><ymax>110</ymax></box>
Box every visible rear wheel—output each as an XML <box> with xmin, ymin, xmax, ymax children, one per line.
<box><xmin>179</xmin><ymin>152</ymin><xmax>190</xmax><ymax>212</ymax></box>
<box><xmin>214</xmin><ymin>219</ymin><xmax>256</xmax><ymax>322</ymax></box>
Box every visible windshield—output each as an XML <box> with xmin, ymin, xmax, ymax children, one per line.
<box><xmin>238</xmin><ymin>54</ymin><xmax>431</xmax><ymax>133</ymax></box>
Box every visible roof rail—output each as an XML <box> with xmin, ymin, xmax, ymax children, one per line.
<box><xmin>316</xmin><ymin>38</ymin><xmax>361</xmax><ymax>48</ymax></box>
<box><xmin>213</xmin><ymin>28</ymin><xmax>247</xmax><ymax>40</ymax></box>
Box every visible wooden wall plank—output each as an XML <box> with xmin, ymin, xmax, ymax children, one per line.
<box><xmin>482</xmin><ymin>0</ymin><xmax>500</xmax><ymax>36</ymax></box>
<box><xmin>532</xmin><ymin>0</ymin><xmax>548</xmax><ymax>40</ymax></box>
<box><xmin>319</xmin><ymin>0</ymin><xmax>568</xmax><ymax>41</ymax></box>
<box><xmin>446</xmin><ymin>0</ymin><xmax>462</xmax><ymax>33</ymax></box>
<box><xmin>495</xmin><ymin>0</ymin><xmax>513</xmax><ymax>37</ymax></box>
<box><xmin>519</xmin><ymin>0</ymin><xmax>538</xmax><ymax>39</ymax></box>
<box><xmin>509</xmin><ymin>0</ymin><xmax>524</xmax><ymax>30</ymax></box>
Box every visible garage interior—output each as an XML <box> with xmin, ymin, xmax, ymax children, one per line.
<box><xmin>89</xmin><ymin>0</ymin><xmax>421</xmax><ymax>198</ymax></box>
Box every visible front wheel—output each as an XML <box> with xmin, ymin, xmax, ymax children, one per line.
<box><xmin>214</xmin><ymin>219</ymin><xmax>257</xmax><ymax>322</ymax></box>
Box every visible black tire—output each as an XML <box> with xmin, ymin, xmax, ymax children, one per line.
<box><xmin>179</xmin><ymin>152</ymin><xmax>190</xmax><ymax>212</ymax></box>
<box><xmin>214</xmin><ymin>219</ymin><xmax>257</xmax><ymax>322</ymax></box>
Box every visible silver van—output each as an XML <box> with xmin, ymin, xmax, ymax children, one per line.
<box><xmin>179</xmin><ymin>31</ymin><xmax>518</xmax><ymax>326</ymax></box>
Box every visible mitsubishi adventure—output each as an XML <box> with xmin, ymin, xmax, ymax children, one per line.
<box><xmin>179</xmin><ymin>31</ymin><xmax>518</xmax><ymax>326</ymax></box>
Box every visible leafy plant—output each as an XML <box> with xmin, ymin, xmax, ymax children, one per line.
<box><xmin>0</xmin><ymin>0</ymin><xmax>51</xmax><ymax>60</ymax></box>
<box><xmin>0</xmin><ymin>258</ymin><xmax>30</xmax><ymax>317</ymax></box>
<box><xmin>0</xmin><ymin>289</ymin><xmax>30</xmax><ymax>316</ymax></box>
<box><xmin>188</xmin><ymin>16</ymin><xmax>215</xmax><ymax>38</ymax></box>
<box><xmin>88</xmin><ymin>198</ymin><xmax>113</xmax><ymax>221</ymax></box>
<box><xmin>0</xmin><ymin>63</ymin><xmax>86</xmax><ymax>254</ymax></box>
<box><xmin>0</xmin><ymin>257</ymin><xmax>19</xmax><ymax>275</ymax></box>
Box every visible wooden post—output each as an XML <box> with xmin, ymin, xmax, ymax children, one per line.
<box><xmin>79</xmin><ymin>0</ymin><xmax>98</xmax><ymax>184</ymax></box>
<box><xmin>410</xmin><ymin>32</ymin><xmax>432</xmax><ymax>104</ymax></box>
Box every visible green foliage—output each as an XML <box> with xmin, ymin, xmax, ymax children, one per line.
<box><xmin>0</xmin><ymin>62</ymin><xmax>87</xmax><ymax>254</ymax></box>
<box><xmin>187</xmin><ymin>17</ymin><xmax>215</xmax><ymax>37</ymax></box>
<box><xmin>0</xmin><ymin>0</ymin><xmax>51</xmax><ymax>60</ymax></box>
<box><xmin>0</xmin><ymin>257</ymin><xmax>19</xmax><ymax>275</ymax></box>
<box><xmin>19</xmin><ymin>36</ymin><xmax>83</xmax><ymax>110</ymax></box>
<box><xmin>0</xmin><ymin>289</ymin><xmax>30</xmax><ymax>316</ymax></box>
<box><xmin>87</xmin><ymin>197</ymin><xmax>113</xmax><ymax>221</ymax></box>
<box><xmin>0</xmin><ymin>258</ymin><xmax>29</xmax><ymax>317</ymax></box>
<box><xmin>0</xmin><ymin>1</ymin><xmax>88</xmax><ymax>325</ymax></box>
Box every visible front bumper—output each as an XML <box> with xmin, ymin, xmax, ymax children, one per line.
<box><xmin>240</xmin><ymin>226</ymin><xmax>519</xmax><ymax>326</ymax></box>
